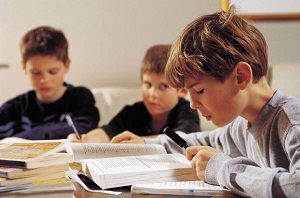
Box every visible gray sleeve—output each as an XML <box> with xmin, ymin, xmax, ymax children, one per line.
<box><xmin>144</xmin><ymin>119</ymin><xmax>245</xmax><ymax>156</ymax></box>
<box><xmin>205</xmin><ymin>125</ymin><xmax>300</xmax><ymax>198</ymax></box>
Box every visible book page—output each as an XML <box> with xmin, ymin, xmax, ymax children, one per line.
<box><xmin>131</xmin><ymin>180</ymin><xmax>233</xmax><ymax>196</ymax></box>
<box><xmin>83</xmin><ymin>153</ymin><xmax>191</xmax><ymax>174</ymax></box>
<box><xmin>133</xmin><ymin>180</ymin><xmax>227</xmax><ymax>190</ymax></box>
<box><xmin>68</xmin><ymin>143</ymin><xmax>167</xmax><ymax>161</ymax></box>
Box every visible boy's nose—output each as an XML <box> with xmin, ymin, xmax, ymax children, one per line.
<box><xmin>190</xmin><ymin>97</ymin><xmax>202</xmax><ymax>110</ymax></box>
<box><xmin>40</xmin><ymin>73</ymin><xmax>49</xmax><ymax>83</ymax></box>
<box><xmin>149</xmin><ymin>87</ymin><xmax>158</xmax><ymax>97</ymax></box>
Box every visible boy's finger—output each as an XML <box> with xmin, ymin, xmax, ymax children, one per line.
<box><xmin>186</xmin><ymin>146</ymin><xmax>201</xmax><ymax>160</ymax></box>
<box><xmin>67</xmin><ymin>133</ymin><xmax>77</xmax><ymax>142</ymax></box>
<box><xmin>110</xmin><ymin>134</ymin><xmax>129</xmax><ymax>143</ymax></box>
<box><xmin>81</xmin><ymin>134</ymin><xmax>88</xmax><ymax>142</ymax></box>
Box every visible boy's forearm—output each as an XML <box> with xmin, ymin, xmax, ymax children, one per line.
<box><xmin>84</xmin><ymin>128</ymin><xmax>110</xmax><ymax>143</ymax></box>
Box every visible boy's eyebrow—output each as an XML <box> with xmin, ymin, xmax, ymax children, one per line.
<box><xmin>186</xmin><ymin>81</ymin><xmax>200</xmax><ymax>89</ymax></box>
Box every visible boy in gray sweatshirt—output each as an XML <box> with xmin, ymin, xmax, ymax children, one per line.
<box><xmin>111</xmin><ymin>6</ymin><xmax>300</xmax><ymax>198</ymax></box>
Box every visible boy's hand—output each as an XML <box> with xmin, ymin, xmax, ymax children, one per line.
<box><xmin>186</xmin><ymin>146</ymin><xmax>221</xmax><ymax>182</ymax></box>
<box><xmin>67</xmin><ymin>128</ymin><xmax>110</xmax><ymax>143</ymax></box>
<box><xmin>110</xmin><ymin>131</ymin><xmax>145</xmax><ymax>144</ymax></box>
<box><xmin>67</xmin><ymin>133</ymin><xmax>83</xmax><ymax>142</ymax></box>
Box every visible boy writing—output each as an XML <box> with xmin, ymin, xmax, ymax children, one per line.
<box><xmin>110</xmin><ymin>7</ymin><xmax>300</xmax><ymax>198</ymax></box>
<box><xmin>0</xmin><ymin>26</ymin><xmax>100</xmax><ymax>140</ymax></box>
<box><xmin>68</xmin><ymin>44</ymin><xmax>200</xmax><ymax>142</ymax></box>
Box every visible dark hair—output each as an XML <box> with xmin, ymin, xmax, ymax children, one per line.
<box><xmin>20</xmin><ymin>26</ymin><xmax>69</xmax><ymax>63</ymax></box>
<box><xmin>165</xmin><ymin>6</ymin><xmax>268</xmax><ymax>88</ymax></box>
<box><xmin>140</xmin><ymin>44</ymin><xmax>171</xmax><ymax>78</ymax></box>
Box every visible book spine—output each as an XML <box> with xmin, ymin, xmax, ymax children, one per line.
<box><xmin>0</xmin><ymin>160</ymin><xmax>27</xmax><ymax>168</ymax></box>
<box><xmin>0</xmin><ymin>172</ymin><xmax>9</xmax><ymax>177</ymax></box>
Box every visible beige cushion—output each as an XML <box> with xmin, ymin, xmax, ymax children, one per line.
<box><xmin>269</xmin><ymin>61</ymin><xmax>300</xmax><ymax>98</ymax></box>
<box><xmin>92</xmin><ymin>86</ymin><xmax>142</xmax><ymax>126</ymax></box>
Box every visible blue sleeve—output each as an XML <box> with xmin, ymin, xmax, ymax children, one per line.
<box><xmin>13</xmin><ymin>87</ymin><xmax>100</xmax><ymax>140</ymax></box>
<box><xmin>0</xmin><ymin>96</ymin><xmax>23</xmax><ymax>138</ymax></box>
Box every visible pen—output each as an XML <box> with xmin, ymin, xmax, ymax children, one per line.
<box><xmin>66</xmin><ymin>114</ymin><xmax>81</xmax><ymax>140</ymax></box>
<box><xmin>163</xmin><ymin>126</ymin><xmax>190</xmax><ymax>149</ymax></box>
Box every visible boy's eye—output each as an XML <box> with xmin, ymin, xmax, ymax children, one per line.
<box><xmin>160</xmin><ymin>84</ymin><xmax>169</xmax><ymax>90</ymax></box>
<box><xmin>144</xmin><ymin>82</ymin><xmax>151</xmax><ymax>88</ymax></box>
<box><xmin>196</xmin><ymin>89</ymin><xmax>204</xmax><ymax>94</ymax></box>
<box><xmin>31</xmin><ymin>71</ymin><xmax>41</xmax><ymax>75</ymax></box>
<box><xmin>49</xmin><ymin>69</ymin><xmax>59</xmax><ymax>75</ymax></box>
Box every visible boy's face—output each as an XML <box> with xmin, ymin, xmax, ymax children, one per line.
<box><xmin>185</xmin><ymin>71</ymin><xmax>244</xmax><ymax>127</ymax></box>
<box><xmin>142</xmin><ymin>72</ymin><xmax>186</xmax><ymax>117</ymax></box>
<box><xmin>22</xmin><ymin>55</ymin><xmax>70</xmax><ymax>103</ymax></box>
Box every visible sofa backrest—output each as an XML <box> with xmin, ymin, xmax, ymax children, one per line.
<box><xmin>269</xmin><ymin>61</ymin><xmax>300</xmax><ymax>98</ymax></box>
<box><xmin>92</xmin><ymin>86</ymin><xmax>142</xmax><ymax>126</ymax></box>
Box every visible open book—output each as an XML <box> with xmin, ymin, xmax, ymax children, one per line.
<box><xmin>81</xmin><ymin>153</ymin><xmax>198</xmax><ymax>189</ymax></box>
<box><xmin>0</xmin><ymin>140</ymin><xmax>73</xmax><ymax>168</ymax></box>
<box><xmin>66</xmin><ymin>143</ymin><xmax>198</xmax><ymax>190</ymax></box>
<box><xmin>131</xmin><ymin>180</ymin><xmax>235</xmax><ymax>196</ymax></box>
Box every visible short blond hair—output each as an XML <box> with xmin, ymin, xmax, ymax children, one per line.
<box><xmin>166</xmin><ymin>6</ymin><xmax>268</xmax><ymax>88</ymax></box>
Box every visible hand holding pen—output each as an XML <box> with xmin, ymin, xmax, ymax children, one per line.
<box><xmin>163</xmin><ymin>126</ymin><xmax>221</xmax><ymax>182</ymax></box>
<box><xmin>163</xmin><ymin>126</ymin><xmax>190</xmax><ymax>149</ymax></box>
<box><xmin>66</xmin><ymin>114</ymin><xmax>81</xmax><ymax>140</ymax></box>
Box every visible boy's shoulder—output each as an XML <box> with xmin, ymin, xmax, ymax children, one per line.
<box><xmin>271</xmin><ymin>91</ymin><xmax>300</xmax><ymax>125</ymax></box>
<box><xmin>3</xmin><ymin>90</ymin><xmax>35</xmax><ymax>104</ymax></box>
<box><xmin>117</xmin><ymin>101</ymin><xmax>148</xmax><ymax>116</ymax></box>
<box><xmin>65</xmin><ymin>83</ymin><xmax>93</xmax><ymax>94</ymax></box>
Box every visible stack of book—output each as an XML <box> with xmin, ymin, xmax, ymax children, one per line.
<box><xmin>0</xmin><ymin>140</ymin><xmax>75</xmax><ymax>197</ymax></box>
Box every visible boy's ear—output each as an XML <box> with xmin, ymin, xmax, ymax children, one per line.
<box><xmin>177</xmin><ymin>88</ymin><xmax>188</xmax><ymax>98</ymax></box>
<box><xmin>64</xmin><ymin>59</ymin><xmax>71</xmax><ymax>72</ymax></box>
<box><xmin>22</xmin><ymin>61</ymin><xmax>27</xmax><ymax>74</ymax></box>
<box><xmin>235</xmin><ymin>62</ymin><xmax>252</xmax><ymax>90</ymax></box>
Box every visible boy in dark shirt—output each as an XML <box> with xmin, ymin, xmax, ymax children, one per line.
<box><xmin>69</xmin><ymin>44</ymin><xmax>200</xmax><ymax>142</ymax></box>
<box><xmin>0</xmin><ymin>26</ymin><xmax>99</xmax><ymax>140</ymax></box>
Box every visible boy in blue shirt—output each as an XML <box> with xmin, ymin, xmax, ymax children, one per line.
<box><xmin>0</xmin><ymin>26</ymin><xmax>99</xmax><ymax>140</ymax></box>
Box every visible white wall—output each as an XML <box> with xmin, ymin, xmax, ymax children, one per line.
<box><xmin>0</xmin><ymin>0</ymin><xmax>300</xmax><ymax>104</ymax></box>
<box><xmin>0</xmin><ymin>0</ymin><xmax>219</xmax><ymax>104</ymax></box>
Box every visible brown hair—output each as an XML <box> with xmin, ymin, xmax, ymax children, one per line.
<box><xmin>20</xmin><ymin>26</ymin><xmax>69</xmax><ymax>64</ymax></box>
<box><xmin>165</xmin><ymin>6</ymin><xmax>268</xmax><ymax>88</ymax></box>
<box><xmin>140</xmin><ymin>44</ymin><xmax>171</xmax><ymax>78</ymax></box>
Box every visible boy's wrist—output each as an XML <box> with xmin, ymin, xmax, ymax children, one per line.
<box><xmin>205</xmin><ymin>153</ymin><xmax>231</xmax><ymax>186</ymax></box>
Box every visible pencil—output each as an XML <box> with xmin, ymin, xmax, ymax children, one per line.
<box><xmin>66</xmin><ymin>114</ymin><xmax>81</xmax><ymax>140</ymax></box>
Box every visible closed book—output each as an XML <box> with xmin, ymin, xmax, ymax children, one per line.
<box><xmin>0</xmin><ymin>171</ymin><xmax>67</xmax><ymax>186</ymax></box>
<box><xmin>0</xmin><ymin>164</ymin><xmax>69</xmax><ymax>179</ymax></box>
<box><xmin>0</xmin><ymin>177</ymin><xmax>75</xmax><ymax>198</ymax></box>
<box><xmin>0</xmin><ymin>141</ymin><xmax>73</xmax><ymax>168</ymax></box>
